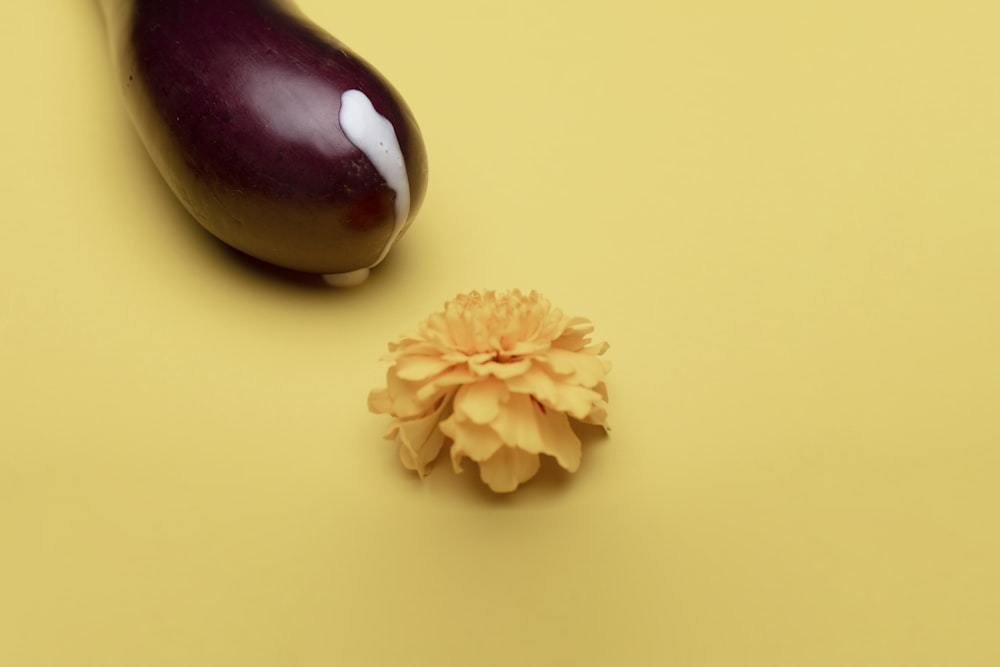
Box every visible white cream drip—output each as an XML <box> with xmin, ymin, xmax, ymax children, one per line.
<box><xmin>338</xmin><ymin>89</ymin><xmax>410</xmax><ymax>268</ymax></box>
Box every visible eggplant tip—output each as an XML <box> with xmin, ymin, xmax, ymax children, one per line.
<box><xmin>321</xmin><ymin>268</ymin><xmax>371</xmax><ymax>287</ymax></box>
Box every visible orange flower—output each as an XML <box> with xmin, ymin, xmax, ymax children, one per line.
<box><xmin>368</xmin><ymin>290</ymin><xmax>610</xmax><ymax>493</ymax></box>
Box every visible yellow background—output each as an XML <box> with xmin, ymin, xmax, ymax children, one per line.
<box><xmin>2</xmin><ymin>1</ymin><xmax>999</xmax><ymax>665</ymax></box>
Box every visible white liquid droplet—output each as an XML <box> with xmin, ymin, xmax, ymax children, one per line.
<box><xmin>338</xmin><ymin>89</ymin><xmax>410</xmax><ymax>268</ymax></box>
<box><xmin>321</xmin><ymin>267</ymin><xmax>371</xmax><ymax>287</ymax></box>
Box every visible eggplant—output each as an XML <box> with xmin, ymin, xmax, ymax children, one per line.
<box><xmin>98</xmin><ymin>0</ymin><xmax>428</xmax><ymax>285</ymax></box>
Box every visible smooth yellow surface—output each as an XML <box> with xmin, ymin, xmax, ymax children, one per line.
<box><xmin>2</xmin><ymin>1</ymin><xmax>999</xmax><ymax>665</ymax></box>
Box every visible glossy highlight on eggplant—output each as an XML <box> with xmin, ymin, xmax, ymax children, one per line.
<box><xmin>98</xmin><ymin>0</ymin><xmax>428</xmax><ymax>282</ymax></box>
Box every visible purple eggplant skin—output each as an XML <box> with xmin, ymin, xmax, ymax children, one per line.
<box><xmin>98</xmin><ymin>0</ymin><xmax>428</xmax><ymax>278</ymax></box>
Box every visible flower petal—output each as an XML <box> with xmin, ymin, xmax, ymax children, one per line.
<box><xmin>443</xmin><ymin>417</ymin><xmax>505</xmax><ymax>473</ymax></box>
<box><xmin>453</xmin><ymin>380</ymin><xmax>510</xmax><ymax>425</ymax></box>
<box><xmin>382</xmin><ymin>371</ymin><xmax>439</xmax><ymax>419</ymax></box>
<box><xmin>396</xmin><ymin>395</ymin><xmax>451</xmax><ymax>476</ymax></box>
<box><xmin>394</xmin><ymin>354</ymin><xmax>456</xmax><ymax>381</ymax></box>
<box><xmin>552</xmin><ymin>324</ymin><xmax>595</xmax><ymax>352</ymax></box>
<box><xmin>383</xmin><ymin>422</ymin><xmax>400</xmax><ymax>440</ymax></box>
<box><xmin>367</xmin><ymin>387</ymin><xmax>392</xmax><ymax>414</ymax></box>
<box><xmin>469</xmin><ymin>357</ymin><xmax>533</xmax><ymax>379</ymax></box>
<box><xmin>415</xmin><ymin>366</ymin><xmax>483</xmax><ymax>402</ymax></box>
<box><xmin>504</xmin><ymin>365</ymin><xmax>602</xmax><ymax>420</ymax></box>
<box><xmin>580</xmin><ymin>381</ymin><xmax>611</xmax><ymax>428</ymax></box>
<box><xmin>536</xmin><ymin>347</ymin><xmax>609</xmax><ymax>386</ymax></box>
<box><xmin>582</xmin><ymin>400</ymin><xmax>610</xmax><ymax>429</ymax></box>
<box><xmin>506</xmin><ymin>339</ymin><xmax>549</xmax><ymax>357</ymax></box>
<box><xmin>535</xmin><ymin>406</ymin><xmax>583</xmax><ymax>472</ymax></box>
<box><xmin>490</xmin><ymin>394</ymin><xmax>582</xmax><ymax>472</ymax></box>
<box><xmin>477</xmin><ymin>447</ymin><xmax>542</xmax><ymax>493</ymax></box>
